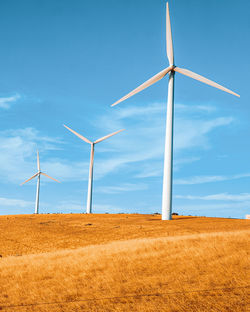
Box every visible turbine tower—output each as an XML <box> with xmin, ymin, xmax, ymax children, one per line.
<box><xmin>21</xmin><ymin>150</ymin><xmax>60</xmax><ymax>214</ymax></box>
<box><xmin>111</xmin><ymin>3</ymin><xmax>240</xmax><ymax>220</ymax></box>
<box><xmin>64</xmin><ymin>125</ymin><xmax>125</xmax><ymax>214</ymax></box>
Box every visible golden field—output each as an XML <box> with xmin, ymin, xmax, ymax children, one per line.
<box><xmin>0</xmin><ymin>214</ymin><xmax>249</xmax><ymax>311</ymax></box>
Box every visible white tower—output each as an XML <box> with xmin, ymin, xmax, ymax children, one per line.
<box><xmin>64</xmin><ymin>125</ymin><xmax>125</xmax><ymax>214</ymax></box>
<box><xmin>111</xmin><ymin>3</ymin><xmax>239</xmax><ymax>220</ymax></box>
<box><xmin>21</xmin><ymin>150</ymin><xmax>60</xmax><ymax>214</ymax></box>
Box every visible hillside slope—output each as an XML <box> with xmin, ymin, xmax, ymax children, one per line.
<box><xmin>0</xmin><ymin>214</ymin><xmax>249</xmax><ymax>311</ymax></box>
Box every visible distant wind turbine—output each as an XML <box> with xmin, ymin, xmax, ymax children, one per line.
<box><xmin>111</xmin><ymin>2</ymin><xmax>240</xmax><ymax>220</ymax></box>
<box><xmin>64</xmin><ymin>125</ymin><xmax>125</xmax><ymax>214</ymax></box>
<box><xmin>21</xmin><ymin>150</ymin><xmax>60</xmax><ymax>214</ymax></box>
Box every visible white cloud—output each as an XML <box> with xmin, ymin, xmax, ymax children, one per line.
<box><xmin>114</xmin><ymin>102</ymin><xmax>215</xmax><ymax>120</ymax></box>
<box><xmin>115</xmin><ymin>102</ymin><xmax>164</xmax><ymax>119</ymax></box>
<box><xmin>94</xmin><ymin>148</ymin><xmax>161</xmax><ymax>179</ymax></box>
<box><xmin>135</xmin><ymin>157</ymin><xmax>200</xmax><ymax>178</ymax></box>
<box><xmin>174</xmin><ymin>201</ymin><xmax>250</xmax><ymax>218</ymax></box>
<box><xmin>174</xmin><ymin>116</ymin><xmax>233</xmax><ymax>150</ymax></box>
<box><xmin>0</xmin><ymin>197</ymin><xmax>82</xmax><ymax>214</ymax></box>
<box><xmin>93</xmin><ymin>102</ymin><xmax>233</xmax><ymax>179</ymax></box>
<box><xmin>175</xmin><ymin>173</ymin><xmax>250</xmax><ymax>185</ymax></box>
<box><xmin>135</xmin><ymin>162</ymin><xmax>162</xmax><ymax>178</ymax></box>
<box><xmin>0</xmin><ymin>94</ymin><xmax>20</xmax><ymax>109</ymax></box>
<box><xmin>102</xmin><ymin>103</ymin><xmax>234</xmax><ymax>154</ymax></box>
<box><xmin>0</xmin><ymin>197</ymin><xmax>33</xmax><ymax>213</ymax></box>
<box><xmin>174</xmin><ymin>157</ymin><xmax>201</xmax><ymax>171</ymax></box>
<box><xmin>175</xmin><ymin>103</ymin><xmax>216</xmax><ymax>113</ymax></box>
<box><xmin>93</xmin><ymin>203</ymin><xmax>124</xmax><ymax>213</ymax></box>
<box><xmin>0</xmin><ymin>128</ymin><xmax>63</xmax><ymax>183</ymax></box>
<box><xmin>41</xmin><ymin>160</ymin><xmax>89</xmax><ymax>182</ymax></box>
<box><xmin>53</xmin><ymin>201</ymin><xmax>122</xmax><ymax>213</ymax></box>
<box><xmin>0</xmin><ymin>102</ymin><xmax>235</xmax><ymax>185</ymax></box>
<box><xmin>96</xmin><ymin>183</ymin><xmax>148</xmax><ymax>194</ymax></box>
<box><xmin>0</xmin><ymin>126</ymin><xmax>145</xmax><ymax>183</ymax></box>
<box><xmin>175</xmin><ymin>193</ymin><xmax>250</xmax><ymax>201</ymax></box>
<box><xmin>45</xmin><ymin>103</ymin><xmax>234</xmax><ymax>183</ymax></box>
<box><xmin>54</xmin><ymin>200</ymin><xmax>83</xmax><ymax>212</ymax></box>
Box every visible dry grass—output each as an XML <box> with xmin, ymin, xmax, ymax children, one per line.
<box><xmin>0</xmin><ymin>214</ymin><xmax>249</xmax><ymax>311</ymax></box>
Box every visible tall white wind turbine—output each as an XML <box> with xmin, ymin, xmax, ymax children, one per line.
<box><xmin>64</xmin><ymin>125</ymin><xmax>125</xmax><ymax>214</ymax></box>
<box><xmin>21</xmin><ymin>150</ymin><xmax>60</xmax><ymax>214</ymax></box>
<box><xmin>111</xmin><ymin>3</ymin><xmax>240</xmax><ymax>220</ymax></box>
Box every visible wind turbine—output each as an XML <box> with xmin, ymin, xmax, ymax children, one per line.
<box><xmin>63</xmin><ymin>125</ymin><xmax>125</xmax><ymax>214</ymax></box>
<box><xmin>21</xmin><ymin>150</ymin><xmax>60</xmax><ymax>214</ymax></box>
<box><xmin>111</xmin><ymin>2</ymin><xmax>240</xmax><ymax>220</ymax></box>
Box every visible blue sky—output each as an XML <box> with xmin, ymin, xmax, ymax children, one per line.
<box><xmin>0</xmin><ymin>0</ymin><xmax>249</xmax><ymax>218</ymax></box>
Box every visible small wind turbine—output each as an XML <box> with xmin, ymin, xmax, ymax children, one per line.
<box><xmin>63</xmin><ymin>125</ymin><xmax>125</xmax><ymax>214</ymax></box>
<box><xmin>111</xmin><ymin>2</ymin><xmax>240</xmax><ymax>220</ymax></box>
<box><xmin>21</xmin><ymin>150</ymin><xmax>60</xmax><ymax>214</ymax></box>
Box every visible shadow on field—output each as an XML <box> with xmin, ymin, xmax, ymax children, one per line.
<box><xmin>175</xmin><ymin>217</ymin><xmax>198</xmax><ymax>220</ymax></box>
<box><xmin>147</xmin><ymin>216</ymin><xmax>198</xmax><ymax>221</ymax></box>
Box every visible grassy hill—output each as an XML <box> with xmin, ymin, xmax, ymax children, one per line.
<box><xmin>0</xmin><ymin>214</ymin><xmax>249</xmax><ymax>311</ymax></box>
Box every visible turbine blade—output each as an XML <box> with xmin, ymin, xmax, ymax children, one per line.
<box><xmin>37</xmin><ymin>150</ymin><xmax>40</xmax><ymax>171</ymax></box>
<box><xmin>174</xmin><ymin>67</ymin><xmax>240</xmax><ymax>97</ymax></box>
<box><xmin>20</xmin><ymin>173</ymin><xmax>39</xmax><ymax>186</ymax></box>
<box><xmin>94</xmin><ymin>129</ymin><xmax>125</xmax><ymax>144</ymax></box>
<box><xmin>63</xmin><ymin>125</ymin><xmax>92</xmax><ymax>144</ymax></box>
<box><xmin>41</xmin><ymin>172</ymin><xmax>60</xmax><ymax>183</ymax></box>
<box><xmin>166</xmin><ymin>2</ymin><xmax>174</xmax><ymax>65</ymax></box>
<box><xmin>111</xmin><ymin>66</ymin><xmax>173</xmax><ymax>107</ymax></box>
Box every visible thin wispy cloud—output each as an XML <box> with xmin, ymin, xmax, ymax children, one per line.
<box><xmin>0</xmin><ymin>102</ymin><xmax>235</xmax><ymax>185</ymax></box>
<box><xmin>115</xmin><ymin>103</ymin><xmax>164</xmax><ymax>119</ymax></box>
<box><xmin>174</xmin><ymin>157</ymin><xmax>201</xmax><ymax>171</ymax></box>
<box><xmin>174</xmin><ymin>116</ymin><xmax>233</xmax><ymax>150</ymax></box>
<box><xmin>96</xmin><ymin>102</ymin><xmax>234</xmax><ymax>152</ymax></box>
<box><xmin>55</xmin><ymin>200</ymin><xmax>123</xmax><ymax>213</ymax></box>
<box><xmin>175</xmin><ymin>193</ymin><xmax>250</xmax><ymax>201</ymax></box>
<box><xmin>54</xmin><ymin>200</ymin><xmax>83</xmax><ymax>212</ymax></box>
<box><xmin>134</xmin><ymin>162</ymin><xmax>162</xmax><ymax>178</ymax></box>
<box><xmin>93</xmin><ymin>203</ymin><xmax>124</xmax><ymax>213</ymax></box>
<box><xmin>41</xmin><ymin>159</ymin><xmax>89</xmax><ymax>182</ymax></box>
<box><xmin>0</xmin><ymin>94</ymin><xmax>20</xmax><ymax>109</ymax></box>
<box><xmin>0</xmin><ymin>197</ymin><xmax>33</xmax><ymax>210</ymax></box>
<box><xmin>96</xmin><ymin>183</ymin><xmax>148</xmax><ymax>194</ymax></box>
<box><xmin>0</xmin><ymin>128</ymin><xmax>63</xmax><ymax>183</ymax></box>
<box><xmin>175</xmin><ymin>173</ymin><xmax>250</xmax><ymax>185</ymax></box>
<box><xmin>175</xmin><ymin>201</ymin><xmax>250</xmax><ymax>218</ymax></box>
<box><xmin>135</xmin><ymin>157</ymin><xmax>201</xmax><ymax>178</ymax></box>
<box><xmin>175</xmin><ymin>103</ymin><xmax>216</xmax><ymax>113</ymax></box>
<box><xmin>94</xmin><ymin>103</ymin><xmax>234</xmax><ymax>176</ymax></box>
